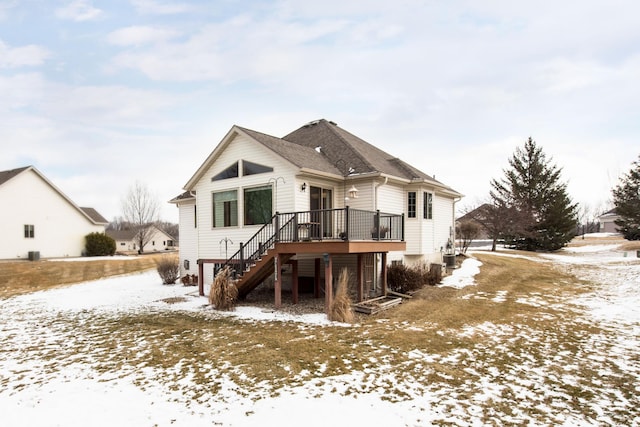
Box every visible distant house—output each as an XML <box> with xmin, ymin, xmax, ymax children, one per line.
<box><xmin>170</xmin><ymin>119</ymin><xmax>462</xmax><ymax>311</ymax></box>
<box><xmin>598</xmin><ymin>209</ymin><xmax>620</xmax><ymax>233</ymax></box>
<box><xmin>456</xmin><ymin>204</ymin><xmax>491</xmax><ymax>240</ymax></box>
<box><xmin>107</xmin><ymin>225</ymin><xmax>177</xmax><ymax>254</ymax></box>
<box><xmin>0</xmin><ymin>166</ymin><xmax>108</xmax><ymax>260</ymax></box>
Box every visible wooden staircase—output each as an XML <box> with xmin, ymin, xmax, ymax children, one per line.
<box><xmin>234</xmin><ymin>248</ymin><xmax>293</xmax><ymax>299</ymax></box>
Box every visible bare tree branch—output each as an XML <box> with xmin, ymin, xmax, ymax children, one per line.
<box><xmin>121</xmin><ymin>181</ymin><xmax>160</xmax><ymax>253</ymax></box>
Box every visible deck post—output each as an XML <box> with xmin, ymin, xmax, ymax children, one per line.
<box><xmin>198</xmin><ymin>260</ymin><xmax>204</xmax><ymax>296</ymax></box>
<box><xmin>381</xmin><ymin>252</ymin><xmax>388</xmax><ymax>296</ymax></box>
<box><xmin>344</xmin><ymin>206</ymin><xmax>350</xmax><ymax>240</ymax></box>
<box><xmin>292</xmin><ymin>259</ymin><xmax>299</xmax><ymax>304</ymax></box>
<box><xmin>323</xmin><ymin>253</ymin><xmax>333</xmax><ymax>314</ymax></box>
<box><xmin>274</xmin><ymin>254</ymin><xmax>282</xmax><ymax>309</ymax></box>
<box><xmin>357</xmin><ymin>254</ymin><xmax>363</xmax><ymax>302</ymax></box>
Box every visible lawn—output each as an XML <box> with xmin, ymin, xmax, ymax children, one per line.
<box><xmin>0</xmin><ymin>238</ymin><xmax>638</xmax><ymax>426</ymax></box>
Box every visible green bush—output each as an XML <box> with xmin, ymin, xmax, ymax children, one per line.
<box><xmin>156</xmin><ymin>256</ymin><xmax>180</xmax><ymax>284</ymax></box>
<box><xmin>387</xmin><ymin>262</ymin><xmax>441</xmax><ymax>293</ymax></box>
<box><xmin>84</xmin><ymin>232</ymin><xmax>116</xmax><ymax>256</ymax></box>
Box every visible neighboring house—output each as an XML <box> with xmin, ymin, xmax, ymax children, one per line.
<box><xmin>170</xmin><ymin>119</ymin><xmax>462</xmax><ymax>311</ymax></box>
<box><xmin>456</xmin><ymin>204</ymin><xmax>491</xmax><ymax>240</ymax></box>
<box><xmin>598</xmin><ymin>209</ymin><xmax>620</xmax><ymax>233</ymax></box>
<box><xmin>106</xmin><ymin>225</ymin><xmax>177</xmax><ymax>253</ymax></box>
<box><xmin>0</xmin><ymin>166</ymin><xmax>108</xmax><ymax>260</ymax></box>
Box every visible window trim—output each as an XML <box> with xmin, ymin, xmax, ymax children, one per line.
<box><xmin>24</xmin><ymin>224</ymin><xmax>34</xmax><ymax>238</ymax></box>
<box><xmin>212</xmin><ymin>189</ymin><xmax>238</xmax><ymax>228</ymax></box>
<box><xmin>407</xmin><ymin>191</ymin><xmax>416</xmax><ymax>218</ymax></box>
<box><xmin>423</xmin><ymin>192</ymin><xmax>433</xmax><ymax>220</ymax></box>
<box><xmin>243</xmin><ymin>185</ymin><xmax>273</xmax><ymax>226</ymax></box>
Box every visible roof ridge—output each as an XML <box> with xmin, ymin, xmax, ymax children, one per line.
<box><xmin>317</xmin><ymin>120</ymin><xmax>377</xmax><ymax>174</ymax></box>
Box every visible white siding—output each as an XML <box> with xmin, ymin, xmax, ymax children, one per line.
<box><xmin>0</xmin><ymin>169</ymin><xmax>105</xmax><ymax>259</ymax></box>
<box><xmin>176</xmin><ymin>200</ymin><xmax>198</xmax><ymax>277</ymax></box>
<box><xmin>191</xmin><ymin>133</ymin><xmax>302</xmax><ymax>283</ymax></box>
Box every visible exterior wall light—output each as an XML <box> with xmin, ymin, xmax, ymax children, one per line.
<box><xmin>348</xmin><ymin>185</ymin><xmax>359</xmax><ymax>199</ymax></box>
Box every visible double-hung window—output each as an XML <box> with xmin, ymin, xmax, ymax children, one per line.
<box><xmin>212</xmin><ymin>190</ymin><xmax>238</xmax><ymax>227</ymax></box>
<box><xmin>24</xmin><ymin>224</ymin><xmax>34</xmax><ymax>238</ymax></box>
<box><xmin>423</xmin><ymin>192</ymin><xmax>433</xmax><ymax>219</ymax></box>
<box><xmin>408</xmin><ymin>192</ymin><xmax>416</xmax><ymax>218</ymax></box>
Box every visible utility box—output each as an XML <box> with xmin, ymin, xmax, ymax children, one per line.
<box><xmin>443</xmin><ymin>254</ymin><xmax>456</xmax><ymax>268</ymax></box>
<box><xmin>28</xmin><ymin>251</ymin><xmax>40</xmax><ymax>261</ymax></box>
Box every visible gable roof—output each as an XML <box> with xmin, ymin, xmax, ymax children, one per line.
<box><xmin>0</xmin><ymin>165</ymin><xmax>108</xmax><ymax>226</ymax></box>
<box><xmin>106</xmin><ymin>224</ymin><xmax>175</xmax><ymax>241</ymax></box>
<box><xmin>168</xmin><ymin>190</ymin><xmax>196</xmax><ymax>204</ymax></box>
<box><xmin>184</xmin><ymin>119</ymin><xmax>461</xmax><ymax>196</ymax></box>
<box><xmin>80</xmin><ymin>207</ymin><xmax>109</xmax><ymax>225</ymax></box>
<box><xmin>0</xmin><ymin>166</ymin><xmax>29</xmax><ymax>186</ymax></box>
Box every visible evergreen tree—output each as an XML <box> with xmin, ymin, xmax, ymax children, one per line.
<box><xmin>612</xmin><ymin>155</ymin><xmax>640</xmax><ymax>240</ymax></box>
<box><xmin>490</xmin><ymin>137</ymin><xmax>578</xmax><ymax>251</ymax></box>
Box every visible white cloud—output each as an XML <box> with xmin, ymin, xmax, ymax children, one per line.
<box><xmin>0</xmin><ymin>40</ymin><xmax>50</xmax><ymax>68</ymax></box>
<box><xmin>55</xmin><ymin>0</ymin><xmax>103</xmax><ymax>22</ymax></box>
<box><xmin>130</xmin><ymin>0</ymin><xmax>191</xmax><ymax>15</ymax></box>
<box><xmin>107</xmin><ymin>26</ymin><xmax>180</xmax><ymax>47</ymax></box>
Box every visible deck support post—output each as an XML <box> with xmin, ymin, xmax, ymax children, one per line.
<box><xmin>198</xmin><ymin>260</ymin><xmax>204</xmax><ymax>296</ymax></box>
<box><xmin>323</xmin><ymin>253</ymin><xmax>333</xmax><ymax>314</ymax></box>
<box><xmin>292</xmin><ymin>259</ymin><xmax>299</xmax><ymax>304</ymax></box>
<box><xmin>357</xmin><ymin>254</ymin><xmax>363</xmax><ymax>302</ymax></box>
<box><xmin>274</xmin><ymin>254</ymin><xmax>282</xmax><ymax>309</ymax></box>
<box><xmin>381</xmin><ymin>252</ymin><xmax>388</xmax><ymax>296</ymax></box>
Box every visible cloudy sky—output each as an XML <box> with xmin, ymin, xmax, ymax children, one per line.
<box><xmin>1</xmin><ymin>0</ymin><xmax>638</xmax><ymax>222</ymax></box>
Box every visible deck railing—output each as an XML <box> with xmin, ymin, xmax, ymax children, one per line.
<box><xmin>222</xmin><ymin>207</ymin><xmax>404</xmax><ymax>278</ymax></box>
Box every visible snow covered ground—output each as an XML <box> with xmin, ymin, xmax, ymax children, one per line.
<box><xmin>1</xmin><ymin>237</ymin><xmax>639</xmax><ymax>426</ymax></box>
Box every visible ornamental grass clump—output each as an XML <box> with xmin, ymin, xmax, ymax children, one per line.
<box><xmin>209</xmin><ymin>266</ymin><xmax>238</xmax><ymax>311</ymax></box>
<box><xmin>156</xmin><ymin>255</ymin><xmax>180</xmax><ymax>284</ymax></box>
<box><xmin>329</xmin><ymin>268</ymin><xmax>354</xmax><ymax>323</ymax></box>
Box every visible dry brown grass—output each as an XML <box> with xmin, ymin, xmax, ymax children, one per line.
<box><xmin>209</xmin><ymin>266</ymin><xmax>238</xmax><ymax>310</ymax></box>
<box><xmin>0</xmin><ymin>255</ymin><xmax>163</xmax><ymax>299</ymax></box>
<box><xmin>329</xmin><ymin>268</ymin><xmax>354</xmax><ymax>323</ymax></box>
<box><xmin>5</xmin><ymin>249</ymin><xmax>637</xmax><ymax>424</ymax></box>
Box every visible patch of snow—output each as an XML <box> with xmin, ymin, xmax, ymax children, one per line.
<box><xmin>438</xmin><ymin>257</ymin><xmax>482</xmax><ymax>289</ymax></box>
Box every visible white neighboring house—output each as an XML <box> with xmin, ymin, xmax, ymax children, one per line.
<box><xmin>0</xmin><ymin>166</ymin><xmax>108</xmax><ymax>260</ymax></box>
<box><xmin>170</xmin><ymin>119</ymin><xmax>463</xmax><ymax>308</ymax></box>
<box><xmin>106</xmin><ymin>225</ymin><xmax>177</xmax><ymax>254</ymax></box>
<box><xmin>598</xmin><ymin>209</ymin><xmax>620</xmax><ymax>233</ymax></box>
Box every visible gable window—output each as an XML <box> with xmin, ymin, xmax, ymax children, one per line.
<box><xmin>194</xmin><ymin>205</ymin><xmax>197</xmax><ymax>228</ymax></box>
<box><xmin>408</xmin><ymin>192</ymin><xmax>416</xmax><ymax>218</ymax></box>
<box><xmin>211</xmin><ymin>162</ymin><xmax>239</xmax><ymax>181</ymax></box>
<box><xmin>212</xmin><ymin>190</ymin><xmax>238</xmax><ymax>227</ymax></box>
<box><xmin>24</xmin><ymin>224</ymin><xmax>34</xmax><ymax>238</ymax></box>
<box><xmin>243</xmin><ymin>160</ymin><xmax>273</xmax><ymax>176</ymax></box>
<box><xmin>244</xmin><ymin>185</ymin><xmax>272</xmax><ymax>225</ymax></box>
<box><xmin>423</xmin><ymin>192</ymin><xmax>433</xmax><ymax>219</ymax></box>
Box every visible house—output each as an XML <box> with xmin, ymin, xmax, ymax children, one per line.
<box><xmin>456</xmin><ymin>204</ymin><xmax>491</xmax><ymax>240</ymax></box>
<box><xmin>0</xmin><ymin>166</ymin><xmax>108</xmax><ymax>260</ymax></box>
<box><xmin>170</xmin><ymin>119</ymin><xmax>462</xmax><ymax>311</ymax></box>
<box><xmin>106</xmin><ymin>225</ymin><xmax>177</xmax><ymax>254</ymax></box>
<box><xmin>598</xmin><ymin>209</ymin><xmax>620</xmax><ymax>233</ymax></box>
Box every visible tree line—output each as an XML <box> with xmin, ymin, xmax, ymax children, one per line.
<box><xmin>459</xmin><ymin>138</ymin><xmax>639</xmax><ymax>252</ymax></box>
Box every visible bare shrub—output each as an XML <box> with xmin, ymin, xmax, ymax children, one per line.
<box><xmin>388</xmin><ymin>262</ymin><xmax>441</xmax><ymax>293</ymax></box>
<box><xmin>329</xmin><ymin>268</ymin><xmax>354</xmax><ymax>323</ymax></box>
<box><xmin>209</xmin><ymin>266</ymin><xmax>238</xmax><ymax>311</ymax></box>
<box><xmin>156</xmin><ymin>256</ymin><xmax>180</xmax><ymax>284</ymax></box>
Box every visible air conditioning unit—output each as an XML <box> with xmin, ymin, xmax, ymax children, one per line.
<box><xmin>28</xmin><ymin>251</ymin><xmax>40</xmax><ymax>261</ymax></box>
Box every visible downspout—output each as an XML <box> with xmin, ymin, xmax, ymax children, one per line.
<box><xmin>374</xmin><ymin>176</ymin><xmax>388</xmax><ymax>210</ymax></box>
<box><xmin>452</xmin><ymin>196</ymin><xmax>462</xmax><ymax>256</ymax></box>
<box><xmin>374</xmin><ymin>176</ymin><xmax>388</xmax><ymax>295</ymax></box>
